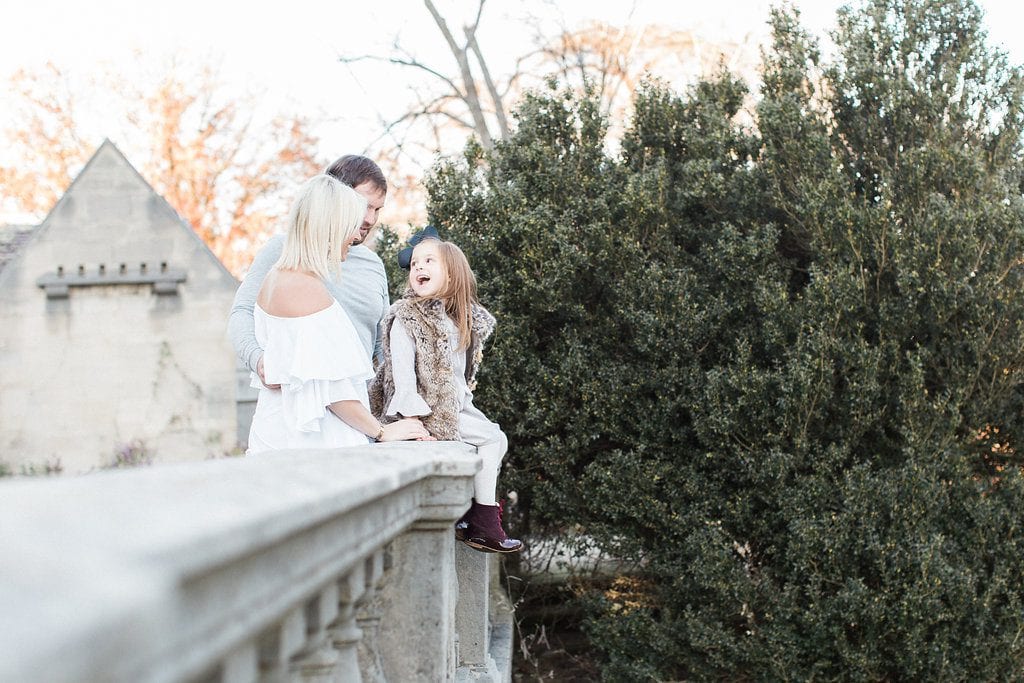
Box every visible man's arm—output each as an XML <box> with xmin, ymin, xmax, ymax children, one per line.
<box><xmin>227</xmin><ymin>236</ymin><xmax>284</xmax><ymax>373</ymax></box>
<box><xmin>374</xmin><ymin>272</ymin><xmax>390</xmax><ymax>367</ymax></box>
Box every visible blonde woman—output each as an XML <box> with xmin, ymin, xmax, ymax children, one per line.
<box><xmin>247</xmin><ymin>175</ymin><xmax>430</xmax><ymax>453</ymax></box>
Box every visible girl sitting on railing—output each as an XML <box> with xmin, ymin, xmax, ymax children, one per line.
<box><xmin>370</xmin><ymin>229</ymin><xmax>522</xmax><ymax>554</ymax></box>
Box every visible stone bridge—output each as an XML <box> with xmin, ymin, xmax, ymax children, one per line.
<box><xmin>0</xmin><ymin>442</ymin><xmax>513</xmax><ymax>682</ymax></box>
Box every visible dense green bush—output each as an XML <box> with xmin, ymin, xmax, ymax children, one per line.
<box><xmin>412</xmin><ymin>0</ymin><xmax>1024</xmax><ymax>678</ymax></box>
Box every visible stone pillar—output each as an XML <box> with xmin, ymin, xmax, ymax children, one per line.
<box><xmin>455</xmin><ymin>546</ymin><xmax>490</xmax><ymax>667</ymax></box>
<box><xmin>377</xmin><ymin>473</ymin><xmax>472</xmax><ymax>682</ymax></box>
<box><xmin>378</xmin><ymin>522</ymin><xmax>457</xmax><ymax>681</ymax></box>
<box><xmin>488</xmin><ymin>556</ymin><xmax>516</xmax><ymax>682</ymax></box>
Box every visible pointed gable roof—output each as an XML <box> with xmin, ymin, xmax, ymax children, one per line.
<box><xmin>0</xmin><ymin>224</ymin><xmax>36</xmax><ymax>278</ymax></box>
<box><xmin>23</xmin><ymin>139</ymin><xmax>238</xmax><ymax>286</ymax></box>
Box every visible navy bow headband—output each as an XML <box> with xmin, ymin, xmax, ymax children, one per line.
<box><xmin>397</xmin><ymin>225</ymin><xmax>441</xmax><ymax>269</ymax></box>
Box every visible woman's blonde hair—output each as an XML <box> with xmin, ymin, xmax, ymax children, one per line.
<box><xmin>276</xmin><ymin>174</ymin><xmax>367</xmax><ymax>279</ymax></box>
<box><xmin>413</xmin><ymin>239</ymin><xmax>478</xmax><ymax>351</ymax></box>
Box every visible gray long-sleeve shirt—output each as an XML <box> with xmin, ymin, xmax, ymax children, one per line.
<box><xmin>227</xmin><ymin>235</ymin><xmax>390</xmax><ymax>372</ymax></box>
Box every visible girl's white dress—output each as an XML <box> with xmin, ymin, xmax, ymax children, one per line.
<box><xmin>385</xmin><ymin>316</ymin><xmax>504</xmax><ymax>448</ymax></box>
<box><xmin>247</xmin><ymin>301</ymin><xmax>374</xmax><ymax>453</ymax></box>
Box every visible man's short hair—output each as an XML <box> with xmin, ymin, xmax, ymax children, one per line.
<box><xmin>325</xmin><ymin>155</ymin><xmax>387</xmax><ymax>194</ymax></box>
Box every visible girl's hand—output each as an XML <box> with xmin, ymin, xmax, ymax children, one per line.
<box><xmin>380</xmin><ymin>417</ymin><xmax>432</xmax><ymax>442</ymax></box>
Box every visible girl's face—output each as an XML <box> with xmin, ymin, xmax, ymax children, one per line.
<box><xmin>408</xmin><ymin>240</ymin><xmax>447</xmax><ymax>298</ymax></box>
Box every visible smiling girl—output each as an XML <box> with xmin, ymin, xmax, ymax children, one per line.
<box><xmin>370</xmin><ymin>235</ymin><xmax>522</xmax><ymax>553</ymax></box>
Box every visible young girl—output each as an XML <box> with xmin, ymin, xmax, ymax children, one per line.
<box><xmin>370</xmin><ymin>237</ymin><xmax>522</xmax><ymax>553</ymax></box>
<box><xmin>246</xmin><ymin>174</ymin><xmax>430</xmax><ymax>453</ymax></box>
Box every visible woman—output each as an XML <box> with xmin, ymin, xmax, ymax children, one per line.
<box><xmin>247</xmin><ymin>174</ymin><xmax>429</xmax><ymax>452</ymax></box>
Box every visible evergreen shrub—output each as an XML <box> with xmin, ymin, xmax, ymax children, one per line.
<box><xmin>408</xmin><ymin>0</ymin><xmax>1024</xmax><ymax>677</ymax></box>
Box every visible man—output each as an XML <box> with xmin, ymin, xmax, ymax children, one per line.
<box><xmin>227</xmin><ymin>155</ymin><xmax>389</xmax><ymax>387</ymax></box>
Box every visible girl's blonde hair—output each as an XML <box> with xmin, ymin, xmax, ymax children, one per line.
<box><xmin>413</xmin><ymin>239</ymin><xmax>478</xmax><ymax>351</ymax></box>
<box><xmin>276</xmin><ymin>174</ymin><xmax>367</xmax><ymax>279</ymax></box>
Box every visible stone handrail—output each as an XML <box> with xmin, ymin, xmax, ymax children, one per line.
<box><xmin>0</xmin><ymin>442</ymin><xmax>512</xmax><ymax>682</ymax></box>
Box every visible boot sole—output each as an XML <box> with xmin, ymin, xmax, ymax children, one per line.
<box><xmin>460</xmin><ymin>538</ymin><xmax>523</xmax><ymax>554</ymax></box>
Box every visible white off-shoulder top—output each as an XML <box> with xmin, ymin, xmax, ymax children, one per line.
<box><xmin>247</xmin><ymin>301</ymin><xmax>374</xmax><ymax>454</ymax></box>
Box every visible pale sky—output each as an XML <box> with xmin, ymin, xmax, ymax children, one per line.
<box><xmin>1</xmin><ymin>0</ymin><xmax>1023</xmax><ymax>169</ymax></box>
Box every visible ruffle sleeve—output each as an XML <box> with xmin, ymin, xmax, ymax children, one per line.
<box><xmin>386</xmin><ymin>389</ymin><xmax>432</xmax><ymax>418</ymax></box>
<box><xmin>385</xmin><ymin>317</ymin><xmax>433</xmax><ymax>418</ymax></box>
<box><xmin>260</xmin><ymin>303</ymin><xmax>374</xmax><ymax>433</ymax></box>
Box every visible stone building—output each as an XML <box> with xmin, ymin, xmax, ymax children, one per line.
<box><xmin>0</xmin><ymin>140</ymin><xmax>244</xmax><ymax>474</ymax></box>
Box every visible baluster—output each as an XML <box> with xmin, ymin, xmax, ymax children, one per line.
<box><xmin>217</xmin><ymin>641</ymin><xmax>259</xmax><ymax>683</ymax></box>
<box><xmin>289</xmin><ymin>584</ymin><xmax>341</xmax><ymax>682</ymax></box>
<box><xmin>257</xmin><ymin>608</ymin><xmax>306</xmax><ymax>682</ymax></box>
<box><xmin>355</xmin><ymin>549</ymin><xmax>387</xmax><ymax>682</ymax></box>
<box><xmin>329</xmin><ymin>562</ymin><xmax>368</xmax><ymax>682</ymax></box>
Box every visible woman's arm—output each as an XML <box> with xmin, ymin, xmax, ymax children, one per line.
<box><xmin>329</xmin><ymin>401</ymin><xmax>432</xmax><ymax>441</ymax></box>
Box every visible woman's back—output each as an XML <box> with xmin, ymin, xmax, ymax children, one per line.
<box><xmin>248</xmin><ymin>268</ymin><xmax>374</xmax><ymax>453</ymax></box>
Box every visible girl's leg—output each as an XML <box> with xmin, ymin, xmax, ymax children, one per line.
<box><xmin>456</xmin><ymin>428</ymin><xmax>520</xmax><ymax>553</ymax></box>
<box><xmin>472</xmin><ymin>430</ymin><xmax>507</xmax><ymax>506</ymax></box>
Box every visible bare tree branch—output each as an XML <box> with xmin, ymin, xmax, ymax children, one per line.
<box><xmin>339</xmin><ymin>53</ymin><xmax>464</xmax><ymax>96</ymax></box>
<box><xmin>465</xmin><ymin>24</ymin><xmax>509</xmax><ymax>137</ymax></box>
<box><xmin>423</xmin><ymin>0</ymin><xmax>494</xmax><ymax>148</ymax></box>
<box><xmin>332</xmin><ymin>1</ymin><xmax>761</xmax><ymax>222</ymax></box>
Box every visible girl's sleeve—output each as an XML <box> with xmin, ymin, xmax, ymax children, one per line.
<box><xmin>385</xmin><ymin>318</ymin><xmax>433</xmax><ymax>418</ymax></box>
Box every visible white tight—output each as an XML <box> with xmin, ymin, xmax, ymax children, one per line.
<box><xmin>471</xmin><ymin>430</ymin><xmax>508</xmax><ymax>506</ymax></box>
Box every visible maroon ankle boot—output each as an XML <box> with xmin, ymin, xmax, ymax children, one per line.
<box><xmin>454</xmin><ymin>499</ymin><xmax>475</xmax><ymax>542</ymax></box>
<box><xmin>454</xmin><ymin>499</ymin><xmax>523</xmax><ymax>554</ymax></box>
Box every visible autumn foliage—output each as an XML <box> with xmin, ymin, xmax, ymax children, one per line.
<box><xmin>0</xmin><ymin>60</ymin><xmax>321</xmax><ymax>276</ymax></box>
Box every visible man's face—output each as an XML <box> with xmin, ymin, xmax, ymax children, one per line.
<box><xmin>351</xmin><ymin>181</ymin><xmax>386</xmax><ymax>244</ymax></box>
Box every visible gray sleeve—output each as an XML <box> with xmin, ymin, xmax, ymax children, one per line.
<box><xmin>390</xmin><ymin>318</ymin><xmax>419</xmax><ymax>394</ymax></box>
<box><xmin>374</xmin><ymin>276</ymin><xmax>390</xmax><ymax>367</ymax></box>
<box><xmin>226</xmin><ymin>237</ymin><xmax>283</xmax><ymax>373</ymax></box>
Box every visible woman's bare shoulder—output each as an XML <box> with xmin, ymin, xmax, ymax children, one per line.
<box><xmin>258</xmin><ymin>269</ymin><xmax>333</xmax><ymax>318</ymax></box>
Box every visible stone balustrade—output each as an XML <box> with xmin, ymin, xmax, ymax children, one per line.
<box><xmin>0</xmin><ymin>442</ymin><xmax>513</xmax><ymax>682</ymax></box>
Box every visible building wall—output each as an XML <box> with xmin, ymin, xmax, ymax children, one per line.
<box><xmin>0</xmin><ymin>142</ymin><xmax>241</xmax><ymax>474</ymax></box>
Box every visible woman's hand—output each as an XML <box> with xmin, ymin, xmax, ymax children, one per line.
<box><xmin>380</xmin><ymin>418</ymin><xmax>434</xmax><ymax>442</ymax></box>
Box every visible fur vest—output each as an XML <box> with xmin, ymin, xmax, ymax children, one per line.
<box><xmin>369</xmin><ymin>296</ymin><xmax>496</xmax><ymax>440</ymax></box>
